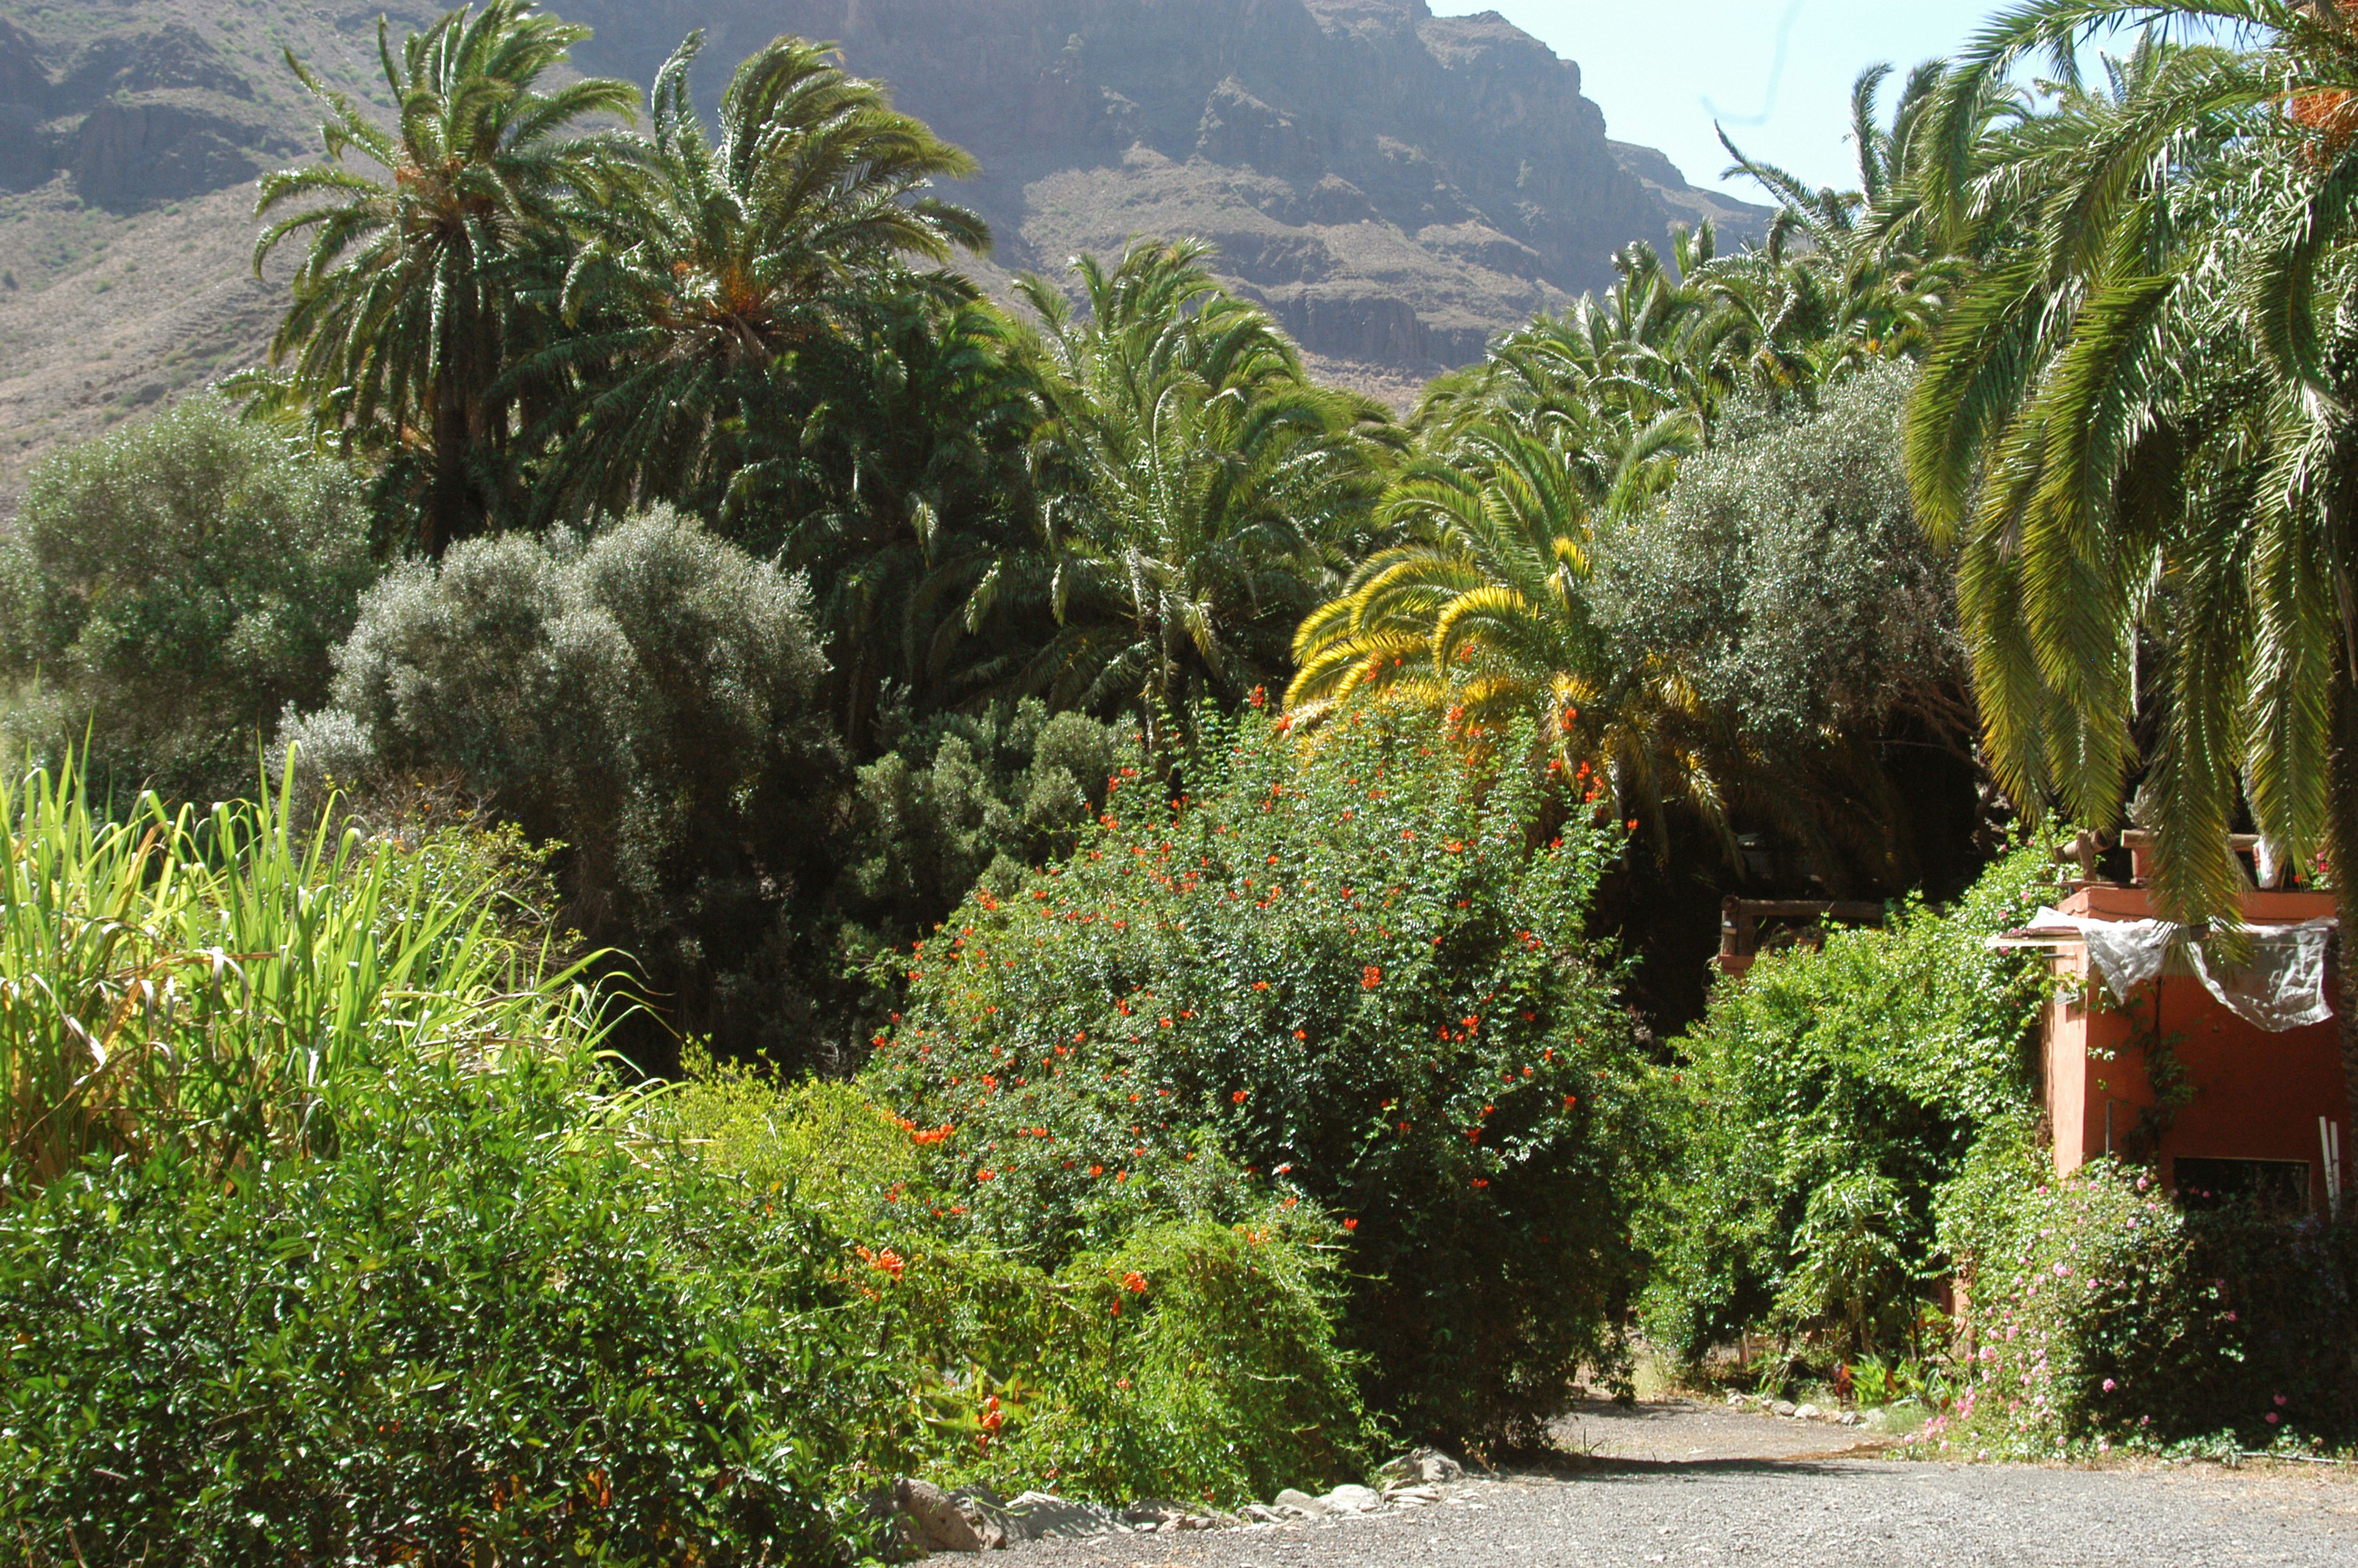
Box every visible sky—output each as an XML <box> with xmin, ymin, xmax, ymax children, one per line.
<box><xmin>1433</xmin><ymin>2</ymin><xmax>2015</xmax><ymax>200</ymax></box>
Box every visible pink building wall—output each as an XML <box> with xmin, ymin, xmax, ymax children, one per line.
<box><xmin>2043</xmin><ymin>886</ymin><xmax>2349</xmax><ymax>1211</ymax></box>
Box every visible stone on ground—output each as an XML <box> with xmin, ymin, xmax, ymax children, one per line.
<box><xmin>898</xmin><ymin>1478</ymin><xmax>986</xmax><ymax>1553</ymax></box>
<box><xmin>1005</xmin><ymin>1492</ymin><xmax>1126</xmax><ymax>1539</ymax></box>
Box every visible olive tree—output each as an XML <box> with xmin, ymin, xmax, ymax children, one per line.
<box><xmin>0</xmin><ymin>397</ymin><xmax>375</xmax><ymax>801</ymax></box>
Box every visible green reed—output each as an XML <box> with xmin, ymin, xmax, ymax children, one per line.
<box><xmin>0</xmin><ymin>752</ymin><xmax>611</xmax><ymax>1193</ymax></box>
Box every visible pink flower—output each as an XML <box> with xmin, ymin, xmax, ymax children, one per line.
<box><xmin>2053</xmin><ymin>1263</ymin><xmax>2070</xmax><ymax>1278</ymax></box>
<box><xmin>2275</xmin><ymin>1394</ymin><xmax>2289</xmax><ymax>1406</ymax></box>
<box><xmin>2267</xmin><ymin>1412</ymin><xmax>2281</xmax><ymax>1425</ymax></box>
<box><xmin>2226</xmin><ymin>1311</ymin><xmax>2239</xmax><ymax>1322</ymax></box>
<box><xmin>2102</xmin><ymin>1378</ymin><xmax>2117</xmax><ymax>1393</ymax></box>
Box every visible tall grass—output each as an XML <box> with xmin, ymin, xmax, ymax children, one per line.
<box><xmin>0</xmin><ymin>753</ymin><xmax>611</xmax><ymax>1193</ymax></box>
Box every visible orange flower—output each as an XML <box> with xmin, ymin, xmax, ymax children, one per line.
<box><xmin>1362</xmin><ymin>965</ymin><xmax>1382</xmax><ymax>990</ymax></box>
<box><xmin>1253</xmin><ymin>980</ymin><xmax>1270</xmax><ymax>991</ymax></box>
<box><xmin>1343</xmin><ymin>1217</ymin><xmax>1359</xmax><ymax>1231</ymax></box>
<box><xmin>1232</xmin><ymin>1089</ymin><xmax>1249</xmax><ymax>1104</ymax></box>
<box><xmin>1121</xmin><ymin>1270</ymin><xmax>1149</xmax><ymax>1293</ymax></box>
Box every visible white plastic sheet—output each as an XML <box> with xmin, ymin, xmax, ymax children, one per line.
<box><xmin>2001</xmin><ymin>908</ymin><xmax>2335</xmax><ymax>1032</ymax></box>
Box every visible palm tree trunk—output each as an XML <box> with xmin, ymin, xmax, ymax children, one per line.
<box><xmin>425</xmin><ymin>384</ymin><xmax>472</xmax><ymax>558</ymax></box>
<box><xmin>2329</xmin><ymin>656</ymin><xmax>2358</xmax><ymax>1221</ymax></box>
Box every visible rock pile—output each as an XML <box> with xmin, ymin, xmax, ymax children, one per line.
<box><xmin>873</xmin><ymin>1449</ymin><xmax>1468</xmax><ymax>1554</ymax></box>
<box><xmin>1725</xmin><ymin>1392</ymin><xmax>1866</xmax><ymax>1426</ymax></box>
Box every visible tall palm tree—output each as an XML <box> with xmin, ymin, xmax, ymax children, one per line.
<box><xmin>1287</xmin><ymin>422</ymin><xmax>1722</xmax><ymax>834</ymax></box>
<box><xmin>788</xmin><ymin>295</ymin><xmax>1045</xmax><ymax>748</ymax></box>
<box><xmin>982</xmin><ymin>240</ymin><xmax>1395</xmax><ymax>759</ymax></box>
<box><xmin>254</xmin><ymin>1</ymin><xmax>636</xmax><ymax>553</ymax></box>
<box><xmin>528</xmin><ymin>31</ymin><xmax>987</xmax><ymax>527</ymax></box>
<box><xmin>1706</xmin><ymin>59</ymin><xmax>2018</xmax><ymax>398</ymax></box>
<box><xmin>1906</xmin><ymin>0</ymin><xmax>2358</xmax><ymax>1146</ymax></box>
<box><xmin>1419</xmin><ymin>228</ymin><xmax>1724</xmax><ymax>452</ymax></box>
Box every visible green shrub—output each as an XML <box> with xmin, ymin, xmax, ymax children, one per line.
<box><xmin>0</xmin><ymin>761</ymin><xmax>924</xmax><ymax>1562</ymax></box>
<box><xmin>829</xmin><ymin>701</ymin><xmax>1135</xmax><ymax>1006</ymax></box>
<box><xmin>1010</xmin><ymin>1218</ymin><xmax>1365</xmax><ymax>1503</ymax></box>
<box><xmin>1637</xmin><ymin>842</ymin><xmax>2054</xmax><ymax>1369</ymax></box>
<box><xmin>1934</xmin><ymin>1139</ymin><xmax>2358</xmax><ymax>1455</ymax></box>
<box><xmin>283</xmin><ymin>508</ymin><xmax>844</xmax><ymax>1064</ymax></box>
<box><xmin>865</xmin><ymin>706</ymin><xmax>1642</xmax><ymax>1444</ymax></box>
<box><xmin>1592</xmin><ymin>363</ymin><xmax>1969</xmax><ymax>893</ymax></box>
<box><xmin>1600</xmin><ymin>364</ymin><xmax>1955</xmax><ymax>753</ymax></box>
<box><xmin>0</xmin><ymin>397</ymin><xmax>375</xmax><ymax>802</ymax></box>
<box><xmin>665</xmin><ymin>1064</ymin><xmax>1368</xmax><ymax>1505</ymax></box>
<box><xmin>0</xmin><ymin>1056</ymin><xmax>891</xmax><ymax>1565</ymax></box>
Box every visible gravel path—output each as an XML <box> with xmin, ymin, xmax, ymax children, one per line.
<box><xmin>1003</xmin><ymin>1400</ymin><xmax>2358</xmax><ymax>1568</ymax></box>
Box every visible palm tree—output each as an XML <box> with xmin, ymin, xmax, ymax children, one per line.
<box><xmin>1419</xmin><ymin>228</ymin><xmax>1724</xmax><ymax>452</ymax></box>
<box><xmin>528</xmin><ymin>31</ymin><xmax>987</xmax><ymax>527</ymax></box>
<box><xmin>787</xmin><ymin>295</ymin><xmax>1045</xmax><ymax>748</ymax></box>
<box><xmin>254</xmin><ymin>1</ymin><xmax>636</xmax><ymax>553</ymax></box>
<box><xmin>1287</xmin><ymin>421</ymin><xmax>1722</xmax><ymax>834</ymax></box>
<box><xmin>981</xmin><ymin>240</ymin><xmax>1395</xmax><ymax>760</ymax></box>
<box><xmin>1706</xmin><ymin>59</ymin><xmax>2015</xmax><ymax>398</ymax></box>
<box><xmin>1906</xmin><ymin>0</ymin><xmax>2358</xmax><ymax>1147</ymax></box>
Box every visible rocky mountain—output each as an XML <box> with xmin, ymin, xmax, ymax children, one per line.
<box><xmin>561</xmin><ymin>0</ymin><xmax>1765</xmax><ymax>399</ymax></box>
<box><xmin>0</xmin><ymin>0</ymin><xmax>1763</xmax><ymax>494</ymax></box>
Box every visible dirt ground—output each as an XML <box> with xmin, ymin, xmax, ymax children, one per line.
<box><xmin>1003</xmin><ymin>1398</ymin><xmax>2358</xmax><ymax>1567</ymax></box>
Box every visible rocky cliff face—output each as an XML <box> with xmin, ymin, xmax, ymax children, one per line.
<box><xmin>0</xmin><ymin>18</ymin><xmax>303</xmax><ymax>206</ymax></box>
<box><xmin>562</xmin><ymin>0</ymin><xmax>1765</xmax><ymax>394</ymax></box>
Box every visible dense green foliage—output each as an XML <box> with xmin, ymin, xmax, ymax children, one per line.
<box><xmin>1289</xmin><ymin>226</ymin><xmax>1975</xmax><ymax>890</ymax></box>
<box><xmin>667</xmin><ymin>1072</ymin><xmax>1369</xmax><ymax>1504</ymax></box>
<box><xmin>531</xmin><ymin>30</ymin><xmax>987</xmax><ymax>528</ymax></box>
<box><xmin>830</xmin><ymin>703</ymin><xmax>1133</xmax><ymax>989</ymax></box>
<box><xmin>1596</xmin><ymin>364</ymin><xmax>1968</xmax><ymax>879</ymax></box>
<box><xmin>0</xmin><ymin>757</ymin><xmax>596</xmax><ymax>1195</ymax></box>
<box><xmin>1906</xmin><ymin>2</ymin><xmax>2358</xmax><ymax>1128</ymax></box>
<box><xmin>1639</xmin><ymin>844</ymin><xmax>2053</xmax><ymax>1367</ymax></box>
<box><xmin>0</xmin><ymin>765</ymin><xmax>1375</xmax><ymax>1560</ymax></box>
<box><xmin>0</xmin><ymin>399</ymin><xmax>374</xmax><ymax>803</ymax></box>
<box><xmin>283</xmin><ymin>509</ymin><xmax>840</xmax><ymax>1058</ymax></box>
<box><xmin>13</xmin><ymin>0</ymin><xmax>2356</xmax><ymax>1515</ymax></box>
<box><xmin>252</xmin><ymin>0</ymin><xmax>642</xmax><ymax>550</ymax></box>
<box><xmin>0</xmin><ymin>763</ymin><xmax>878</xmax><ymax>1561</ymax></box>
<box><xmin>868</xmin><ymin>708</ymin><xmax>1643</xmax><ymax>1443</ymax></box>
<box><xmin>1</xmin><ymin>1062</ymin><xmax>879</xmax><ymax>1566</ymax></box>
<box><xmin>1933</xmin><ymin>1143</ymin><xmax>2358</xmax><ymax>1454</ymax></box>
<box><xmin>1000</xmin><ymin>241</ymin><xmax>1395</xmax><ymax>757</ymax></box>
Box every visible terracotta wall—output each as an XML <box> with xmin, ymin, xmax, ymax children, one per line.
<box><xmin>2044</xmin><ymin>889</ymin><xmax>2350</xmax><ymax>1211</ymax></box>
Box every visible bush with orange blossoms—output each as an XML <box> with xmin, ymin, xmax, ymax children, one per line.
<box><xmin>868</xmin><ymin>707</ymin><xmax>1643</xmax><ymax>1445</ymax></box>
